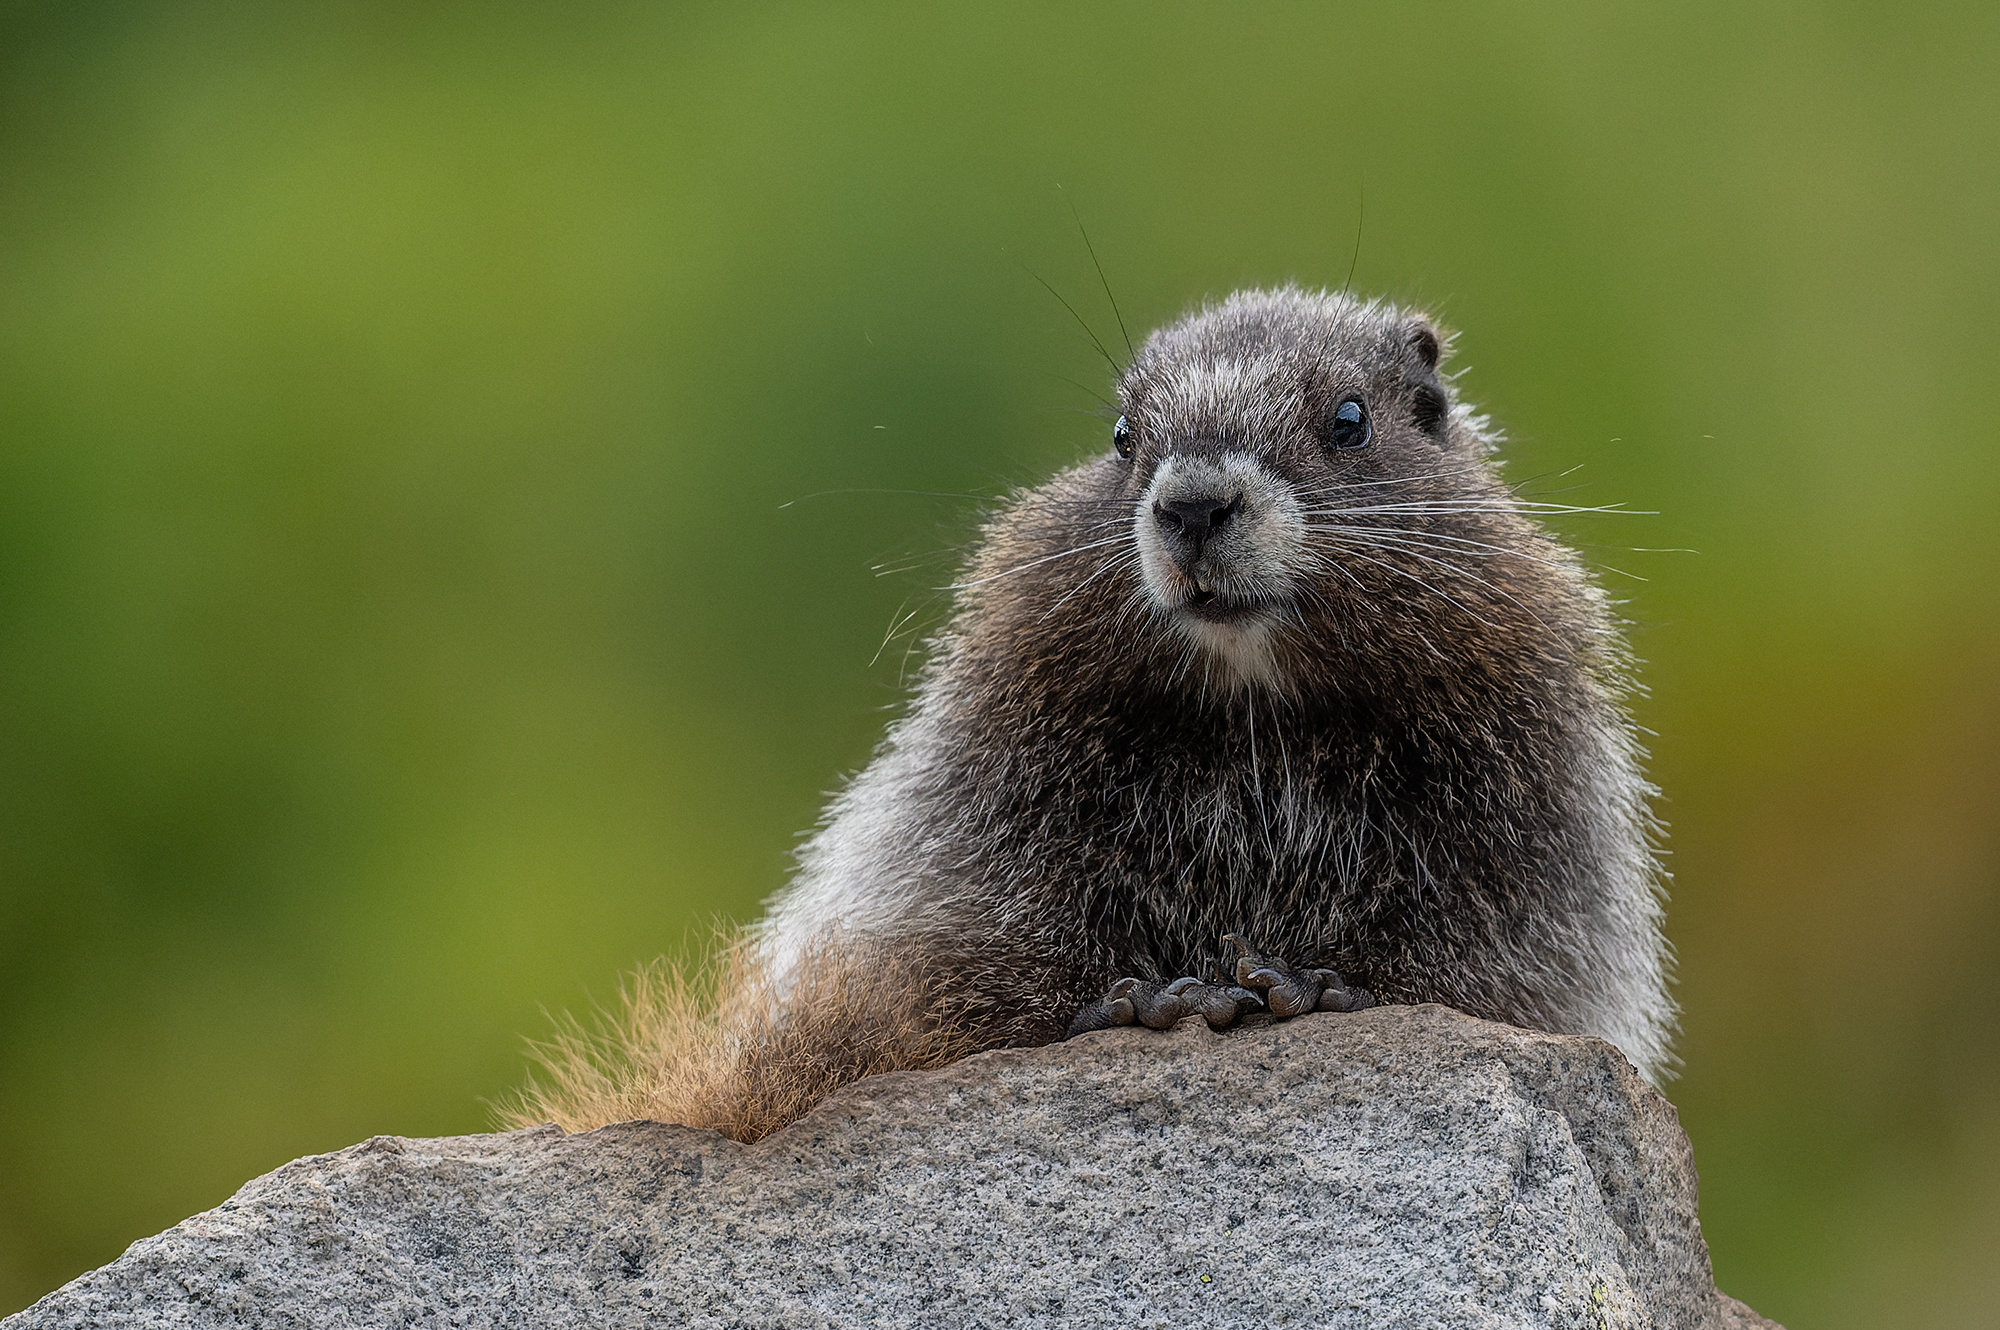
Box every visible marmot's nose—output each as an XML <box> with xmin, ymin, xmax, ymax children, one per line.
<box><xmin>1153</xmin><ymin>493</ymin><xmax>1243</xmax><ymax>549</ymax></box>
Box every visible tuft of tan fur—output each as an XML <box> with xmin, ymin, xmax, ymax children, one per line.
<box><xmin>496</xmin><ymin>931</ymin><xmax>982</xmax><ymax>1144</ymax></box>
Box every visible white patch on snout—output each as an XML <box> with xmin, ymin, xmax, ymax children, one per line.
<box><xmin>1136</xmin><ymin>450</ymin><xmax>1307</xmax><ymax>690</ymax></box>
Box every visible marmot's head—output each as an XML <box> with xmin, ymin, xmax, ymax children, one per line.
<box><xmin>957</xmin><ymin>288</ymin><xmax>1591</xmax><ymax>704</ymax></box>
<box><xmin>1101</xmin><ymin>288</ymin><xmax>1528</xmax><ymax>692</ymax></box>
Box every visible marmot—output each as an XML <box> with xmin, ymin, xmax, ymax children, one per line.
<box><xmin>511</xmin><ymin>288</ymin><xmax>1674</xmax><ymax>1141</ymax></box>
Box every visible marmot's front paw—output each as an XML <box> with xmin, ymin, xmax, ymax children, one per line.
<box><xmin>1224</xmin><ymin>934</ymin><xmax>1376</xmax><ymax>1015</ymax></box>
<box><xmin>1064</xmin><ymin>935</ymin><xmax>1376</xmax><ymax>1039</ymax></box>
<box><xmin>1065</xmin><ymin>975</ymin><xmax>1263</xmax><ymax>1037</ymax></box>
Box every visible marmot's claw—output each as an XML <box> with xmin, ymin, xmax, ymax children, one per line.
<box><xmin>1165</xmin><ymin>975</ymin><xmax>1263</xmax><ymax>1029</ymax></box>
<box><xmin>1314</xmin><ymin>973</ymin><xmax>1377</xmax><ymax>1013</ymax></box>
<box><xmin>1125</xmin><ymin>979</ymin><xmax>1195</xmax><ymax>1029</ymax></box>
<box><xmin>1226</xmin><ymin>934</ymin><xmax>1324</xmax><ymax>1016</ymax></box>
<box><xmin>1065</xmin><ymin>976</ymin><xmax>1142</xmax><ymax>1037</ymax></box>
<box><xmin>1227</xmin><ymin>935</ymin><xmax>1376</xmax><ymax>1018</ymax></box>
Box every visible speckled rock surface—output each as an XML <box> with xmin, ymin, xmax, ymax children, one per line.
<box><xmin>7</xmin><ymin>1005</ymin><xmax>1778</xmax><ymax>1329</ymax></box>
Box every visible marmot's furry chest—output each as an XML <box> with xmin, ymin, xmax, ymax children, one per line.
<box><xmin>946</xmin><ymin>701</ymin><xmax>1569</xmax><ymax>961</ymax></box>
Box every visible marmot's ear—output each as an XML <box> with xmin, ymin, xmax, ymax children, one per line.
<box><xmin>1405</xmin><ymin>319</ymin><xmax>1443</xmax><ymax>371</ymax></box>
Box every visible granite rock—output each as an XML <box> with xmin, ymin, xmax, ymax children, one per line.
<box><xmin>7</xmin><ymin>1004</ymin><xmax>1779</xmax><ymax>1329</ymax></box>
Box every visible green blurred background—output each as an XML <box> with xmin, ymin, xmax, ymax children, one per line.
<box><xmin>1</xmin><ymin>2</ymin><xmax>1995</xmax><ymax>1322</ymax></box>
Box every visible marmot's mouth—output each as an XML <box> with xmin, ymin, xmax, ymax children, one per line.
<box><xmin>1180</xmin><ymin>588</ymin><xmax>1266</xmax><ymax>624</ymax></box>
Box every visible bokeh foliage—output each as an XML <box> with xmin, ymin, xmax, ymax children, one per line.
<box><xmin>2</xmin><ymin>3</ymin><xmax>1996</xmax><ymax>1322</ymax></box>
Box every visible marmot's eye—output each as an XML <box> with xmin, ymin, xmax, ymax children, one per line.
<box><xmin>1326</xmin><ymin>398</ymin><xmax>1371</xmax><ymax>450</ymax></box>
<box><xmin>1113</xmin><ymin>415</ymin><xmax>1133</xmax><ymax>459</ymax></box>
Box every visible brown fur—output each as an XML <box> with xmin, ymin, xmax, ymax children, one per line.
<box><xmin>500</xmin><ymin>933</ymin><xmax>979</xmax><ymax>1142</ymax></box>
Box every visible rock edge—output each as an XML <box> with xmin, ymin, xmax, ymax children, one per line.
<box><xmin>7</xmin><ymin>1005</ymin><xmax>1780</xmax><ymax>1329</ymax></box>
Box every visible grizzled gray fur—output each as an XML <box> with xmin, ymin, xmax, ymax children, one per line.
<box><xmin>759</xmin><ymin>288</ymin><xmax>1674</xmax><ymax>1082</ymax></box>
